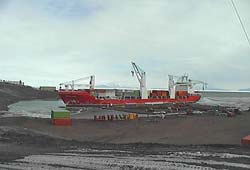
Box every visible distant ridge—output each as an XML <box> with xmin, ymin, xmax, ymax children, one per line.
<box><xmin>206</xmin><ymin>88</ymin><xmax>225</xmax><ymax>91</ymax></box>
<box><xmin>239</xmin><ymin>88</ymin><xmax>250</xmax><ymax>91</ymax></box>
<box><xmin>206</xmin><ymin>87</ymin><xmax>250</xmax><ymax>92</ymax></box>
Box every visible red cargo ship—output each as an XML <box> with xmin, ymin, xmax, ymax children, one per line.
<box><xmin>59</xmin><ymin>89</ymin><xmax>201</xmax><ymax>106</ymax></box>
<box><xmin>58</xmin><ymin>63</ymin><xmax>205</xmax><ymax>107</ymax></box>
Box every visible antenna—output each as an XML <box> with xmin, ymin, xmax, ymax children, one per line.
<box><xmin>230</xmin><ymin>0</ymin><xmax>250</xmax><ymax>46</ymax></box>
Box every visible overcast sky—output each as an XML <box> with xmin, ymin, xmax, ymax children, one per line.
<box><xmin>0</xmin><ymin>0</ymin><xmax>249</xmax><ymax>90</ymax></box>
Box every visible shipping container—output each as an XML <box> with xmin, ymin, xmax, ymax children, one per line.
<box><xmin>124</xmin><ymin>91</ymin><xmax>137</xmax><ymax>97</ymax></box>
<box><xmin>178</xmin><ymin>91</ymin><xmax>188</xmax><ymax>96</ymax></box>
<box><xmin>115</xmin><ymin>89</ymin><xmax>123</xmax><ymax>96</ymax></box>
<box><xmin>161</xmin><ymin>91</ymin><xmax>169</xmax><ymax>97</ymax></box>
<box><xmin>53</xmin><ymin>119</ymin><xmax>72</xmax><ymax>126</ymax></box>
<box><xmin>40</xmin><ymin>86</ymin><xmax>56</xmax><ymax>92</ymax></box>
<box><xmin>128</xmin><ymin>113</ymin><xmax>138</xmax><ymax>120</ymax></box>
<box><xmin>125</xmin><ymin>89</ymin><xmax>134</xmax><ymax>93</ymax></box>
<box><xmin>150</xmin><ymin>90</ymin><xmax>168</xmax><ymax>97</ymax></box>
<box><xmin>133</xmin><ymin>90</ymin><xmax>140</xmax><ymax>96</ymax></box>
<box><xmin>241</xmin><ymin>135</ymin><xmax>250</xmax><ymax>145</ymax></box>
<box><xmin>51</xmin><ymin>110</ymin><xmax>70</xmax><ymax>119</ymax></box>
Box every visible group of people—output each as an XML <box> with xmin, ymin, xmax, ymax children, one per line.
<box><xmin>94</xmin><ymin>113</ymin><xmax>138</xmax><ymax>121</ymax></box>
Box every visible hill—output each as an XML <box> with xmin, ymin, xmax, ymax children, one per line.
<box><xmin>0</xmin><ymin>82</ymin><xmax>58</xmax><ymax>111</ymax></box>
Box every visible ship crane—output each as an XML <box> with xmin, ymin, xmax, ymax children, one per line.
<box><xmin>170</xmin><ymin>73</ymin><xmax>189</xmax><ymax>84</ymax></box>
<box><xmin>131</xmin><ymin>62</ymin><xmax>148</xmax><ymax>99</ymax></box>
<box><xmin>168</xmin><ymin>74</ymin><xmax>189</xmax><ymax>99</ymax></box>
<box><xmin>188</xmin><ymin>79</ymin><xmax>208</xmax><ymax>91</ymax></box>
<box><xmin>59</xmin><ymin>75</ymin><xmax>95</xmax><ymax>90</ymax></box>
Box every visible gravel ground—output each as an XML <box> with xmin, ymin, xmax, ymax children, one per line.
<box><xmin>0</xmin><ymin>111</ymin><xmax>250</xmax><ymax>169</ymax></box>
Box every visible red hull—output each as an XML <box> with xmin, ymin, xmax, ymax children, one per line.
<box><xmin>58</xmin><ymin>90</ymin><xmax>201</xmax><ymax>106</ymax></box>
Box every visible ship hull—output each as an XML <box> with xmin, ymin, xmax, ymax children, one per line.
<box><xmin>59</xmin><ymin>90</ymin><xmax>201</xmax><ymax>106</ymax></box>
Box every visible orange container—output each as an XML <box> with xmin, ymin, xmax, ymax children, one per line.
<box><xmin>53</xmin><ymin>119</ymin><xmax>72</xmax><ymax>126</ymax></box>
<box><xmin>177</xmin><ymin>91</ymin><xmax>188</xmax><ymax>96</ymax></box>
<box><xmin>241</xmin><ymin>135</ymin><xmax>250</xmax><ymax>145</ymax></box>
<box><xmin>151</xmin><ymin>93</ymin><xmax>157</xmax><ymax>97</ymax></box>
<box><xmin>161</xmin><ymin>91</ymin><xmax>167</xmax><ymax>96</ymax></box>
<box><xmin>151</xmin><ymin>90</ymin><xmax>157</xmax><ymax>95</ymax></box>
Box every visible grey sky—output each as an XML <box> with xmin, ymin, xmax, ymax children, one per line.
<box><xmin>0</xmin><ymin>0</ymin><xmax>249</xmax><ymax>90</ymax></box>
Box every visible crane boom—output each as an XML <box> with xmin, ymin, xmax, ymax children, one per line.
<box><xmin>59</xmin><ymin>75</ymin><xmax>95</xmax><ymax>90</ymax></box>
<box><xmin>131</xmin><ymin>62</ymin><xmax>148</xmax><ymax>99</ymax></box>
<box><xmin>188</xmin><ymin>79</ymin><xmax>208</xmax><ymax>90</ymax></box>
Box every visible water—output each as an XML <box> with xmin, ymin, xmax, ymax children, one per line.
<box><xmin>7</xmin><ymin>92</ymin><xmax>250</xmax><ymax>118</ymax></box>
<box><xmin>8</xmin><ymin>100</ymin><xmax>66</xmax><ymax>118</ymax></box>
<box><xmin>198</xmin><ymin>97</ymin><xmax>250</xmax><ymax>110</ymax></box>
<box><xmin>197</xmin><ymin>91</ymin><xmax>250</xmax><ymax>109</ymax></box>
<box><xmin>7</xmin><ymin>99</ymin><xmax>129</xmax><ymax>119</ymax></box>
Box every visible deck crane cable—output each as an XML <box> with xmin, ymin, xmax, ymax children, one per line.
<box><xmin>230</xmin><ymin>0</ymin><xmax>250</xmax><ymax>46</ymax></box>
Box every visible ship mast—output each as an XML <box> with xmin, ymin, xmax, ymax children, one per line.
<box><xmin>131</xmin><ymin>62</ymin><xmax>148</xmax><ymax>99</ymax></box>
<box><xmin>168</xmin><ymin>75</ymin><xmax>175</xmax><ymax>99</ymax></box>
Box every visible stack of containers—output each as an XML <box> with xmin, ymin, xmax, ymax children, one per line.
<box><xmin>161</xmin><ymin>91</ymin><xmax>168</xmax><ymax>97</ymax></box>
<box><xmin>133</xmin><ymin>90</ymin><xmax>141</xmax><ymax>98</ymax></box>
<box><xmin>241</xmin><ymin>135</ymin><xmax>250</xmax><ymax>145</ymax></box>
<box><xmin>151</xmin><ymin>90</ymin><xmax>158</xmax><ymax>98</ymax></box>
<box><xmin>128</xmin><ymin>113</ymin><xmax>139</xmax><ymax>120</ymax></box>
<box><xmin>51</xmin><ymin>110</ymin><xmax>72</xmax><ymax>126</ymax></box>
<box><xmin>178</xmin><ymin>91</ymin><xmax>188</xmax><ymax>96</ymax></box>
